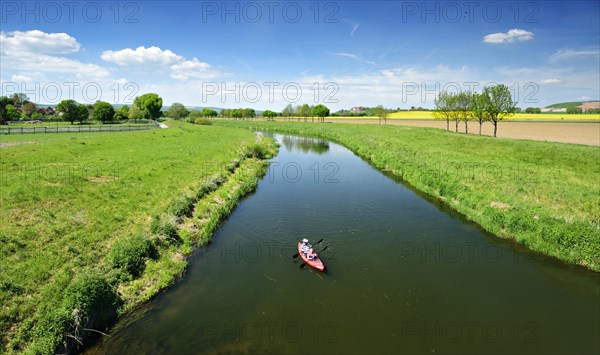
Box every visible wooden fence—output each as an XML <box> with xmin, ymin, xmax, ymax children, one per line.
<box><xmin>0</xmin><ymin>124</ymin><xmax>158</xmax><ymax>135</ymax></box>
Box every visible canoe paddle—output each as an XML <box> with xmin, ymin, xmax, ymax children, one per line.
<box><xmin>292</xmin><ymin>238</ymin><xmax>323</xmax><ymax>259</ymax></box>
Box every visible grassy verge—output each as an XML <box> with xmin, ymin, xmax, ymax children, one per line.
<box><xmin>215</xmin><ymin>120</ymin><xmax>600</xmax><ymax>272</ymax></box>
<box><xmin>0</xmin><ymin>121</ymin><xmax>277</xmax><ymax>353</ymax></box>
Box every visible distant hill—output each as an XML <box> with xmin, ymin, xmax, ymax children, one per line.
<box><xmin>545</xmin><ymin>101</ymin><xmax>598</xmax><ymax>109</ymax></box>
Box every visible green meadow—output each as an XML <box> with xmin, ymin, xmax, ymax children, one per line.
<box><xmin>0</xmin><ymin>121</ymin><xmax>276</xmax><ymax>353</ymax></box>
<box><xmin>216</xmin><ymin>120</ymin><xmax>600</xmax><ymax>272</ymax></box>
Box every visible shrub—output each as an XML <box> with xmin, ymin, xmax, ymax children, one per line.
<box><xmin>59</xmin><ymin>270</ymin><xmax>119</xmax><ymax>350</ymax></box>
<box><xmin>150</xmin><ymin>215</ymin><xmax>180</xmax><ymax>244</ymax></box>
<box><xmin>168</xmin><ymin>196</ymin><xmax>196</xmax><ymax>218</ymax></box>
<box><xmin>245</xmin><ymin>142</ymin><xmax>271</xmax><ymax>159</ymax></box>
<box><xmin>194</xmin><ymin>117</ymin><xmax>213</xmax><ymax>125</ymax></box>
<box><xmin>108</xmin><ymin>235</ymin><xmax>155</xmax><ymax>278</ymax></box>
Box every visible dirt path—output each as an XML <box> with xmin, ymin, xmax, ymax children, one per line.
<box><xmin>324</xmin><ymin>119</ymin><xmax>600</xmax><ymax>146</ymax></box>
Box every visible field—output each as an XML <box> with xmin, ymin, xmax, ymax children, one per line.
<box><xmin>378</xmin><ymin>110</ymin><xmax>600</xmax><ymax>120</ymax></box>
<box><xmin>322</xmin><ymin>119</ymin><xmax>600</xmax><ymax>146</ymax></box>
<box><xmin>0</xmin><ymin>121</ymin><xmax>276</xmax><ymax>353</ymax></box>
<box><xmin>215</xmin><ymin>120</ymin><xmax>600</xmax><ymax>273</ymax></box>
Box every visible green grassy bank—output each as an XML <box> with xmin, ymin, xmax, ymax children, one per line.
<box><xmin>215</xmin><ymin>120</ymin><xmax>600</xmax><ymax>272</ymax></box>
<box><xmin>0</xmin><ymin>121</ymin><xmax>277</xmax><ymax>353</ymax></box>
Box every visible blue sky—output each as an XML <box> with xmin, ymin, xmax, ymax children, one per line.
<box><xmin>1</xmin><ymin>0</ymin><xmax>599</xmax><ymax>110</ymax></box>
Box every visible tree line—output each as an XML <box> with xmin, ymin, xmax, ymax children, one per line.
<box><xmin>433</xmin><ymin>84</ymin><xmax>516</xmax><ymax>137</ymax></box>
<box><xmin>0</xmin><ymin>93</ymin><xmax>164</xmax><ymax>125</ymax></box>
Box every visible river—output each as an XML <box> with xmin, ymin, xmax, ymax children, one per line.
<box><xmin>88</xmin><ymin>133</ymin><xmax>600</xmax><ymax>354</ymax></box>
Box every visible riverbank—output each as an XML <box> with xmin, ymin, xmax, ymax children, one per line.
<box><xmin>215</xmin><ymin>120</ymin><xmax>600</xmax><ymax>273</ymax></box>
<box><xmin>0</xmin><ymin>121</ymin><xmax>277</xmax><ymax>353</ymax></box>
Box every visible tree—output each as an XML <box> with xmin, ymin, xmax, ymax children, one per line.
<box><xmin>312</xmin><ymin>104</ymin><xmax>330</xmax><ymax>123</ymax></box>
<box><xmin>525</xmin><ymin>107</ymin><xmax>541</xmax><ymax>114</ymax></box>
<box><xmin>220</xmin><ymin>109</ymin><xmax>231</xmax><ymax>118</ymax></box>
<box><xmin>470</xmin><ymin>92</ymin><xmax>489</xmax><ymax>135</ymax></box>
<box><xmin>455</xmin><ymin>91</ymin><xmax>472</xmax><ymax>133</ymax></box>
<box><xmin>373</xmin><ymin>105</ymin><xmax>389</xmax><ymax>125</ymax></box>
<box><xmin>232</xmin><ymin>109</ymin><xmax>243</xmax><ymax>119</ymax></box>
<box><xmin>0</xmin><ymin>96</ymin><xmax>13</xmax><ymax>124</ymax></box>
<box><xmin>93</xmin><ymin>101</ymin><xmax>116</xmax><ymax>123</ymax></box>
<box><xmin>166</xmin><ymin>102</ymin><xmax>189</xmax><ymax>120</ymax></box>
<box><xmin>282</xmin><ymin>104</ymin><xmax>294</xmax><ymax>121</ymax></box>
<box><xmin>433</xmin><ymin>91</ymin><xmax>456</xmax><ymax>131</ymax></box>
<box><xmin>76</xmin><ymin>103</ymin><xmax>90</xmax><ymax>123</ymax></box>
<box><xmin>129</xmin><ymin>105</ymin><xmax>143</xmax><ymax>120</ymax></box>
<box><xmin>22</xmin><ymin>102</ymin><xmax>37</xmax><ymax>117</ymax></box>
<box><xmin>263</xmin><ymin>110</ymin><xmax>277</xmax><ymax>121</ymax></box>
<box><xmin>242</xmin><ymin>108</ymin><xmax>256</xmax><ymax>119</ymax></box>
<box><xmin>6</xmin><ymin>104</ymin><xmax>21</xmax><ymax>121</ymax></box>
<box><xmin>11</xmin><ymin>93</ymin><xmax>29</xmax><ymax>108</ymax></box>
<box><xmin>201</xmin><ymin>108</ymin><xmax>218</xmax><ymax>118</ymax></box>
<box><xmin>114</xmin><ymin>105</ymin><xmax>130</xmax><ymax>121</ymax></box>
<box><xmin>483</xmin><ymin>84</ymin><xmax>517</xmax><ymax>137</ymax></box>
<box><xmin>56</xmin><ymin>99</ymin><xmax>79</xmax><ymax>124</ymax></box>
<box><xmin>297</xmin><ymin>104</ymin><xmax>311</xmax><ymax>122</ymax></box>
<box><xmin>133</xmin><ymin>93</ymin><xmax>163</xmax><ymax>120</ymax></box>
<box><xmin>566</xmin><ymin>107</ymin><xmax>582</xmax><ymax>114</ymax></box>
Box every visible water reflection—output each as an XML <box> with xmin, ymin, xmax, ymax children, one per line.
<box><xmin>280</xmin><ymin>135</ymin><xmax>330</xmax><ymax>154</ymax></box>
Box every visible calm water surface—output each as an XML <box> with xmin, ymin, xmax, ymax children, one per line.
<box><xmin>88</xmin><ymin>133</ymin><xmax>600</xmax><ymax>354</ymax></box>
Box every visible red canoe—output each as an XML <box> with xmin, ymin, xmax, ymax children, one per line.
<box><xmin>298</xmin><ymin>242</ymin><xmax>325</xmax><ymax>271</ymax></box>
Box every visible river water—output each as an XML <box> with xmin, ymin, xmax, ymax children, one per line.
<box><xmin>88</xmin><ymin>133</ymin><xmax>599</xmax><ymax>354</ymax></box>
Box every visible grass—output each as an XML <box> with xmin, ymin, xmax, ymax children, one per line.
<box><xmin>380</xmin><ymin>111</ymin><xmax>600</xmax><ymax>120</ymax></box>
<box><xmin>0</xmin><ymin>121</ymin><xmax>277</xmax><ymax>353</ymax></box>
<box><xmin>214</xmin><ymin>120</ymin><xmax>600</xmax><ymax>273</ymax></box>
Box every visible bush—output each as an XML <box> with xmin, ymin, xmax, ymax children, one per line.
<box><xmin>194</xmin><ymin>117</ymin><xmax>213</xmax><ymax>125</ymax></box>
<box><xmin>150</xmin><ymin>215</ymin><xmax>180</xmax><ymax>244</ymax></box>
<box><xmin>245</xmin><ymin>142</ymin><xmax>271</xmax><ymax>159</ymax></box>
<box><xmin>108</xmin><ymin>235</ymin><xmax>155</xmax><ymax>278</ymax></box>
<box><xmin>59</xmin><ymin>270</ymin><xmax>119</xmax><ymax>349</ymax></box>
<box><xmin>168</xmin><ymin>196</ymin><xmax>196</xmax><ymax>218</ymax></box>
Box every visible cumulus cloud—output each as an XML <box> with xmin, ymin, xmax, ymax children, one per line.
<box><xmin>101</xmin><ymin>46</ymin><xmax>220</xmax><ymax>80</ymax></box>
<box><xmin>483</xmin><ymin>29</ymin><xmax>534</xmax><ymax>44</ymax></box>
<box><xmin>540</xmin><ymin>78</ymin><xmax>562</xmax><ymax>84</ymax></box>
<box><xmin>170</xmin><ymin>58</ymin><xmax>219</xmax><ymax>80</ymax></box>
<box><xmin>548</xmin><ymin>49</ymin><xmax>600</xmax><ymax>63</ymax></box>
<box><xmin>101</xmin><ymin>46</ymin><xmax>183</xmax><ymax>66</ymax></box>
<box><xmin>0</xmin><ymin>30</ymin><xmax>109</xmax><ymax>79</ymax></box>
<box><xmin>0</xmin><ymin>30</ymin><xmax>80</xmax><ymax>55</ymax></box>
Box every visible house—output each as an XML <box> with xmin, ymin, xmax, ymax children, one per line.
<box><xmin>38</xmin><ymin>107</ymin><xmax>55</xmax><ymax>116</ymax></box>
<box><xmin>351</xmin><ymin>106</ymin><xmax>366</xmax><ymax>113</ymax></box>
<box><xmin>541</xmin><ymin>108</ymin><xmax>567</xmax><ymax>113</ymax></box>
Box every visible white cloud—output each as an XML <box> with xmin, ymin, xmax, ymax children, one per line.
<box><xmin>0</xmin><ymin>30</ymin><xmax>80</xmax><ymax>55</ymax></box>
<box><xmin>101</xmin><ymin>46</ymin><xmax>220</xmax><ymax>81</ymax></box>
<box><xmin>548</xmin><ymin>49</ymin><xmax>600</xmax><ymax>63</ymax></box>
<box><xmin>540</xmin><ymin>78</ymin><xmax>562</xmax><ymax>84</ymax></box>
<box><xmin>1</xmin><ymin>30</ymin><xmax>109</xmax><ymax>79</ymax></box>
<box><xmin>328</xmin><ymin>52</ymin><xmax>358</xmax><ymax>60</ymax></box>
<box><xmin>351</xmin><ymin>23</ymin><xmax>360</xmax><ymax>37</ymax></box>
<box><xmin>101</xmin><ymin>46</ymin><xmax>183</xmax><ymax>66</ymax></box>
<box><xmin>170</xmin><ymin>58</ymin><xmax>219</xmax><ymax>80</ymax></box>
<box><xmin>10</xmin><ymin>74</ymin><xmax>32</xmax><ymax>82</ymax></box>
<box><xmin>483</xmin><ymin>29</ymin><xmax>534</xmax><ymax>44</ymax></box>
<box><xmin>578</xmin><ymin>96</ymin><xmax>591</xmax><ymax>100</ymax></box>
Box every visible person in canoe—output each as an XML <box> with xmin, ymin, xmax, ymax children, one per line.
<box><xmin>301</xmin><ymin>238</ymin><xmax>311</xmax><ymax>254</ymax></box>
